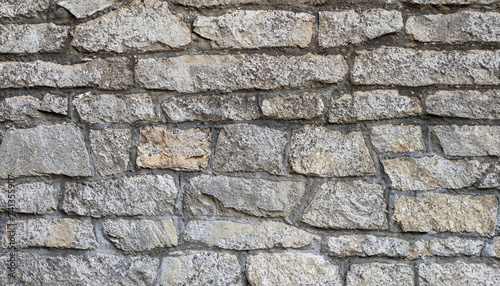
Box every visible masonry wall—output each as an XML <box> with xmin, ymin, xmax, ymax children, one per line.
<box><xmin>0</xmin><ymin>0</ymin><xmax>500</xmax><ymax>285</ymax></box>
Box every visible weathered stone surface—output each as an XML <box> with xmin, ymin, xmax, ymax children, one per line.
<box><xmin>0</xmin><ymin>24</ymin><xmax>69</xmax><ymax>53</ymax></box>
<box><xmin>426</xmin><ymin>90</ymin><xmax>500</xmax><ymax>119</ymax></box>
<box><xmin>39</xmin><ymin>94</ymin><xmax>68</xmax><ymax>115</ymax></box>
<box><xmin>183</xmin><ymin>220</ymin><xmax>319</xmax><ymax>250</ymax></box>
<box><xmin>0</xmin><ymin>253</ymin><xmax>159</xmax><ymax>286</ymax></box>
<box><xmin>419</xmin><ymin>262</ymin><xmax>500</xmax><ymax>286</ymax></box>
<box><xmin>56</xmin><ymin>0</ymin><xmax>121</xmax><ymax>18</ymax></box>
<box><xmin>194</xmin><ymin>10</ymin><xmax>314</xmax><ymax>49</ymax></box>
<box><xmin>246</xmin><ymin>253</ymin><xmax>341</xmax><ymax>286</ymax></box>
<box><xmin>1</xmin><ymin>218</ymin><xmax>98</xmax><ymax>249</ymax></box>
<box><xmin>290</xmin><ymin>126</ymin><xmax>375</xmax><ymax>177</ymax></box>
<box><xmin>302</xmin><ymin>180</ymin><xmax>388</xmax><ymax>230</ymax></box>
<box><xmin>0</xmin><ymin>94</ymin><xmax>68</xmax><ymax>121</ymax></box>
<box><xmin>352</xmin><ymin>47</ymin><xmax>500</xmax><ymax>86</ymax></box>
<box><xmin>369</xmin><ymin>124</ymin><xmax>424</xmax><ymax>153</ymax></box>
<box><xmin>0</xmin><ymin>0</ymin><xmax>48</xmax><ymax>19</ymax></box>
<box><xmin>407</xmin><ymin>12</ymin><xmax>500</xmax><ymax>43</ymax></box>
<box><xmin>394</xmin><ymin>193</ymin><xmax>498</xmax><ymax>234</ymax></box>
<box><xmin>327</xmin><ymin>235</ymin><xmax>410</xmax><ymax>258</ymax></box>
<box><xmin>0</xmin><ymin>182</ymin><xmax>56</xmax><ymax>214</ymax></box>
<box><xmin>404</xmin><ymin>0</ymin><xmax>500</xmax><ymax>5</ymax></box>
<box><xmin>261</xmin><ymin>92</ymin><xmax>324</xmax><ymax>120</ymax></box>
<box><xmin>61</xmin><ymin>175</ymin><xmax>177</xmax><ymax>217</ymax></box>
<box><xmin>479</xmin><ymin>163</ymin><xmax>500</xmax><ymax>189</ymax></box>
<box><xmin>74</xmin><ymin>92</ymin><xmax>157</xmax><ymax>123</ymax></box>
<box><xmin>172</xmin><ymin>0</ymin><xmax>326</xmax><ymax>8</ymax></box>
<box><xmin>319</xmin><ymin>10</ymin><xmax>403</xmax><ymax>47</ymax></box>
<box><xmin>0</xmin><ymin>124</ymin><xmax>91</xmax><ymax>179</ymax></box>
<box><xmin>214</xmin><ymin>124</ymin><xmax>287</xmax><ymax>174</ymax></box>
<box><xmin>102</xmin><ymin>219</ymin><xmax>178</xmax><ymax>252</ymax></box>
<box><xmin>90</xmin><ymin>128</ymin><xmax>131</xmax><ymax>176</ymax></box>
<box><xmin>382</xmin><ymin>156</ymin><xmax>490</xmax><ymax>191</ymax></box>
<box><xmin>432</xmin><ymin>125</ymin><xmax>500</xmax><ymax>156</ymax></box>
<box><xmin>488</xmin><ymin>237</ymin><xmax>500</xmax><ymax>258</ymax></box>
<box><xmin>328</xmin><ymin>90</ymin><xmax>422</xmax><ymax>123</ymax></box>
<box><xmin>185</xmin><ymin>174</ymin><xmax>305</xmax><ymax>218</ymax></box>
<box><xmin>136</xmin><ymin>54</ymin><xmax>348</xmax><ymax>92</ymax></box>
<box><xmin>72</xmin><ymin>0</ymin><xmax>190</xmax><ymax>53</ymax></box>
<box><xmin>136</xmin><ymin>126</ymin><xmax>211</xmax><ymax>170</ymax></box>
<box><xmin>162</xmin><ymin>95</ymin><xmax>260</xmax><ymax>123</ymax></box>
<box><xmin>0</xmin><ymin>58</ymin><xmax>132</xmax><ymax>90</ymax></box>
<box><xmin>423</xmin><ymin>237</ymin><xmax>484</xmax><ymax>257</ymax></box>
<box><xmin>347</xmin><ymin>263</ymin><xmax>414</xmax><ymax>286</ymax></box>
<box><xmin>160</xmin><ymin>251</ymin><xmax>242</xmax><ymax>286</ymax></box>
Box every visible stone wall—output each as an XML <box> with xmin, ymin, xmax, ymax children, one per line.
<box><xmin>1</xmin><ymin>0</ymin><xmax>500</xmax><ymax>285</ymax></box>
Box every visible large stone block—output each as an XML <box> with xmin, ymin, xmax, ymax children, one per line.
<box><xmin>432</xmin><ymin>125</ymin><xmax>500</xmax><ymax>156</ymax></box>
<box><xmin>426</xmin><ymin>90</ymin><xmax>500</xmax><ymax>119</ymax></box>
<box><xmin>419</xmin><ymin>262</ymin><xmax>500</xmax><ymax>286</ymax></box>
<box><xmin>0</xmin><ymin>24</ymin><xmax>69</xmax><ymax>53</ymax></box>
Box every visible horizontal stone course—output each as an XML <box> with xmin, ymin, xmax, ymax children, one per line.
<box><xmin>0</xmin><ymin>0</ymin><xmax>49</xmax><ymax>19</ymax></box>
<box><xmin>426</xmin><ymin>90</ymin><xmax>500</xmax><ymax>119</ymax></box>
<box><xmin>0</xmin><ymin>24</ymin><xmax>69</xmax><ymax>54</ymax></box>
<box><xmin>0</xmin><ymin>182</ymin><xmax>56</xmax><ymax>214</ymax></box>
<box><xmin>419</xmin><ymin>262</ymin><xmax>500</xmax><ymax>286</ymax></box>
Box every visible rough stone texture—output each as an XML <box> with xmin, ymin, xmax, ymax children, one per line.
<box><xmin>183</xmin><ymin>220</ymin><xmax>319</xmax><ymax>250</ymax></box>
<box><xmin>162</xmin><ymin>95</ymin><xmax>260</xmax><ymax>123</ymax></box>
<box><xmin>213</xmin><ymin>124</ymin><xmax>287</xmax><ymax>174</ymax></box>
<box><xmin>39</xmin><ymin>94</ymin><xmax>68</xmax><ymax>115</ymax></box>
<box><xmin>74</xmin><ymin>92</ymin><xmax>157</xmax><ymax>123</ymax></box>
<box><xmin>422</xmin><ymin>237</ymin><xmax>484</xmax><ymax>258</ymax></box>
<box><xmin>0</xmin><ymin>124</ymin><xmax>91</xmax><ymax>179</ymax></box>
<box><xmin>194</xmin><ymin>10</ymin><xmax>314</xmax><ymax>49</ymax></box>
<box><xmin>61</xmin><ymin>175</ymin><xmax>178</xmax><ymax>217</ymax></box>
<box><xmin>369</xmin><ymin>124</ymin><xmax>424</xmax><ymax>153</ymax></box>
<box><xmin>432</xmin><ymin>125</ymin><xmax>500</xmax><ymax>156</ymax></box>
<box><xmin>479</xmin><ymin>163</ymin><xmax>500</xmax><ymax>189</ymax></box>
<box><xmin>382</xmin><ymin>155</ymin><xmax>490</xmax><ymax>191</ymax></box>
<box><xmin>319</xmin><ymin>10</ymin><xmax>403</xmax><ymax>47</ymax></box>
<box><xmin>394</xmin><ymin>193</ymin><xmax>498</xmax><ymax>234</ymax></box>
<box><xmin>261</xmin><ymin>92</ymin><xmax>324</xmax><ymax>120</ymax></box>
<box><xmin>160</xmin><ymin>251</ymin><xmax>242</xmax><ymax>286</ymax></box>
<box><xmin>136</xmin><ymin>54</ymin><xmax>348</xmax><ymax>92</ymax></box>
<box><xmin>289</xmin><ymin>125</ymin><xmax>375</xmax><ymax>177</ymax></box>
<box><xmin>0</xmin><ymin>58</ymin><xmax>133</xmax><ymax>90</ymax></box>
<box><xmin>327</xmin><ymin>235</ymin><xmax>410</xmax><ymax>258</ymax></box>
<box><xmin>328</xmin><ymin>90</ymin><xmax>422</xmax><ymax>123</ymax></box>
<box><xmin>405</xmin><ymin>0</ymin><xmax>500</xmax><ymax>5</ymax></box>
<box><xmin>302</xmin><ymin>180</ymin><xmax>388</xmax><ymax>230</ymax></box>
<box><xmin>246</xmin><ymin>253</ymin><xmax>341</xmax><ymax>286</ymax></box>
<box><xmin>136</xmin><ymin>126</ymin><xmax>211</xmax><ymax>170</ymax></box>
<box><xmin>56</xmin><ymin>0</ymin><xmax>122</xmax><ymax>18</ymax></box>
<box><xmin>0</xmin><ymin>0</ymin><xmax>49</xmax><ymax>19</ymax></box>
<box><xmin>184</xmin><ymin>174</ymin><xmax>305</xmax><ymax>218</ymax></box>
<box><xmin>419</xmin><ymin>262</ymin><xmax>500</xmax><ymax>286</ymax></box>
<box><xmin>173</xmin><ymin>0</ymin><xmax>326</xmax><ymax>7</ymax></box>
<box><xmin>72</xmin><ymin>0</ymin><xmax>191</xmax><ymax>53</ymax></box>
<box><xmin>426</xmin><ymin>90</ymin><xmax>500</xmax><ymax>119</ymax></box>
<box><xmin>102</xmin><ymin>219</ymin><xmax>178</xmax><ymax>252</ymax></box>
<box><xmin>488</xmin><ymin>237</ymin><xmax>500</xmax><ymax>258</ymax></box>
<box><xmin>0</xmin><ymin>253</ymin><xmax>159</xmax><ymax>286</ymax></box>
<box><xmin>90</xmin><ymin>128</ymin><xmax>131</xmax><ymax>176</ymax></box>
<box><xmin>0</xmin><ymin>95</ymin><xmax>67</xmax><ymax>121</ymax></box>
<box><xmin>407</xmin><ymin>12</ymin><xmax>500</xmax><ymax>43</ymax></box>
<box><xmin>352</xmin><ymin>47</ymin><xmax>500</xmax><ymax>86</ymax></box>
<box><xmin>1</xmin><ymin>218</ymin><xmax>98</xmax><ymax>250</ymax></box>
<box><xmin>0</xmin><ymin>24</ymin><xmax>69</xmax><ymax>54</ymax></box>
<box><xmin>0</xmin><ymin>182</ymin><xmax>56</xmax><ymax>214</ymax></box>
<box><xmin>346</xmin><ymin>263</ymin><xmax>414</xmax><ymax>286</ymax></box>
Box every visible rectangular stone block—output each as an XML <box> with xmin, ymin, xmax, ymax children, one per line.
<box><xmin>347</xmin><ymin>263</ymin><xmax>413</xmax><ymax>286</ymax></box>
<box><xmin>261</xmin><ymin>92</ymin><xmax>324</xmax><ymax>120</ymax></box>
<box><xmin>0</xmin><ymin>94</ymin><xmax>67</xmax><ymax>121</ymax></box>
<box><xmin>426</xmin><ymin>90</ymin><xmax>500</xmax><ymax>119</ymax></box>
<box><xmin>432</xmin><ymin>125</ymin><xmax>500</xmax><ymax>156</ymax></box>
<box><xmin>0</xmin><ymin>24</ymin><xmax>69</xmax><ymax>53</ymax></box>
<box><xmin>0</xmin><ymin>0</ymin><xmax>49</xmax><ymax>19</ymax></box>
<box><xmin>90</xmin><ymin>128</ymin><xmax>131</xmax><ymax>176</ymax></box>
<box><xmin>419</xmin><ymin>262</ymin><xmax>500</xmax><ymax>286</ymax></box>
<box><xmin>0</xmin><ymin>182</ymin><xmax>56</xmax><ymax>214</ymax></box>
<box><xmin>369</xmin><ymin>124</ymin><xmax>424</xmax><ymax>153</ymax></box>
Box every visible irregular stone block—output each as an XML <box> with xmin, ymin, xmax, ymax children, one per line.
<box><xmin>290</xmin><ymin>125</ymin><xmax>375</xmax><ymax>177</ymax></box>
<box><xmin>426</xmin><ymin>90</ymin><xmax>500</xmax><ymax>119</ymax></box>
<box><xmin>39</xmin><ymin>94</ymin><xmax>68</xmax><ymax>115</ymax></box>
<box><xmin>419</xmin><ymin>262</ymin><xmax>500</xmax><ymax>286</ymax></box>
<box><xmin>136</xmin><ymin>54</ymin><xmax>348</xmax><ymax>92</ymax></box>
<box><xmin>90</xmin><ymin>128</ymin><xmax>131</xmax><ymax>176</ymax></box>
<box><xmin>346</xmin><ymin>263</ymin><xmax>414</xmax><ymax>286</ymax></box>
<box><xmin>327</xmin><ymin>235</ymin><xmax>410</xmax><ymax>258</ymax></box>
<box><xmin>61</xmin><ymin>175</ymin><xmax>177</xmax><ymax>217</ymax></box>
<box><xmin>479</xmin><ymin>163</ymin><xmax>500</xmax><ymax>189</ymax></box>
<box><xmin>56</xmin><ymin>0</ymin><xmax>122</xmax><ymax>18</ymax></box>
<box><xmin>432</xmin><ymin>125</ymin><xmax>500</xmax><ymax>156</ymax></box>
<box><xmin>302</xmin><ymin>180</ymin><xmax>388</xmax><ymax>230</ymax></box>
<box><xmin>261</xmin><ymin>92</ymin><xmax>324</xmax><ymax>120</ymax></box>
<box><xmin>0</xmin><ymin>94</ymin><xmax>67</xmax><ymax>121</ymax></box>
<box><xmin>183</xmin><ymin>220</ymin><xmax>319</xmax><ymax>250</ymax></box>
<box><xmin>404</xmin><ymin>0</ymin><xmax>500</xmax><ymax>5</ymax></box>
<box><xmin>0</xmin><ymin>23</ymin><xmax>69</xmax><ymax>53</ymax></box>
<box><xmin>0</xmin><ymin>0</ymin><xmax>49</xmax><ymax>19</ymax></box>
<box><xmin>136</xmin><ymin>126</ymin><xmax>211</xmax><ymax>170</ymax></box>
<box><xmin>0</xmin><ymin>182</ymin><xmax>56</xmax><ymax>214</ymax></box>
<box><xmin>172</xmin><ymin>0</ymin><xmax>326</xmax><ymax>8</ymax></box>
<box><xmin>213</xmin><ymin>124</ymin><xmax>287</xmax><ymax>174</ymax></box>
<box><xmin>394</xmin><ymin>193</ymin><xmax>498</xmax><ymax>234</ymax></box>
<box><xmin>423</xmin><ymin>237</ymin><xmax>484</xmax><ymax>258</ymax></box>
<box><xmin>369</xmin><ymin>124</ymin><xmax>424</xmax><ymax>153</ymax></box>
<box><xmin>488</xmin><ymin>237</ymin><xmax>500</xmax><ymax>258</ymax></box>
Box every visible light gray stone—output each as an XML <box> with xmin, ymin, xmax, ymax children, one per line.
<box><xmin>136</xmin><ymin>54</ymin><xmax>348</xmax><ymax>92</ymax></box>
<box><xmin>61</xmin><ymin>175</ymin><xmax>178</xmax><ymax>217</ymax></box>
<box><xmin>369</xmin><ymin>124</ymin><xmax>424</xmax><ymax>153</ymax></box>
<box><xmin>172</xmin><ymin>0</ymin><xmax>326</xmax><ymax>8</ymax></box>
<box><xmin>290</xmin><ymin>125</ymin><xmax>375</xmax><ymax>177</ymax></box>
<box><xmin>488</xmin><ymin>237</ymin><xmax>500</xmax><ymax>258</ymax></box>
<box><xmin>194</xmin><ymin>10</ymin><xmax>314</xmax><ymax>49</ymax></box>
<box><xmin>183</xmin><ymin>220</ymin><xmax>319</xmax><ymax>250</ymax></box>
<box><xmin>0</xmin><ymin>124</ymin><xmax>91</xmax><ymax>179</ymax></box>
<box><xmin>327</xmin><ymin>235</ymin><xmax>410</xmax><ymax>258</ymax></box>
<box><xmin>0</xmin><ymin>24</ymin><xmax>69</xmax><ymax>53</ymax></box>
<box><xmin>319</xmin><ymin>10</ymin><xmax>403</xmax><ymax>47</ymax></box>
<box><xmin>382</xmin><ymin>156</ymin><xmax>490</xmax><ymax>191</ymax></box>
<box><xmin>352</xmin><ymin>47</ymin><xmax>500</xmax><ymax>86</ymax></box>
<box><xmin>56</xmin><ymin>0</ymin><xmax>122</xmax><ymax>18</ymax></box>
<box><xmin>425</xmin><ymin>237</ymin><xmax>484</xmax><ymax>257</ymax></box>
<box><xmin>419</xmin><ymin>262</ymin><xmax>500</xmax><ymax>286</ymax></box>
<box><xmin>405</xmin><ymin>0</ymin><xmax>500</xmax><ymax>5</ymax></box>
<box><xmin>213</xmin><ymin>124</ymin><xmax>287</xmax><ymax>174</ymax></box>
<box><xmin>185</xmin><ymin>174</ymin><xmax>305</xmax><ymax>218</ymax></box>
<box><xmin>394</xmin><ymin>193</ymin><xmax>498</xmax><ymax>234</ymax></box>
<box><xmin>72</xmin><ymin>0</ymin><xmax>190</xmax><ymax>53</ymax></box>
<box><xmin>479</xmin><ymin>163</ymin><xmax>500</xmax><ymax>189</ymax></box>
<box><xmin>102</xmin><ymin>219</ymin><xmax>178</xmax><ymax>252</ymax></box>
<box><xmin>328</xmin><ymin>90</ymin><xmax>422</xmax><ymax>123</ymax></box>
<box><xmin>1</xmin><ymin>218</ymin><xmax>98</xmax><ymax>249</ymax></box>
<box><xmin>302</xmin><ymin>180</ymin><xmax>388</xmax><ymax>230</ymax></box>
<box><xmin>160</xmin><ymin>251</ymin><xmax>242</xmax><ymax>286</ymax></box>
<box><xmin>426</xmin><ymin>90</ymin><xmax>500</xmax><ymax>119</ymax></box>
<box><xmin>90</xmin><ymin>128</ymin><xmax>131</xmax><ymax>176</ymax></box>
<box><xmin>0</xmin><ymin>182</ymin><xmax>56</xmax><ymax>214</ymax></box>
<box><xmin>432</xmin><ymin>125</ymin><xmax>500</xmax><ymax>156</ymax></box>
<box><xmin>246</xmin><ymin>253</ymin><xmax>341</xmax><ymax>286</ymax></box>
<box><xmin>261</xmin><ymin>92</ymin><xmax>324</xmax><ymax>120</ymax></box>
<box><xmin>0</xmin><ymin>0</ymin><xmax>49</xmax><ymax>19</ymax></box>
<box><xmin>162</xmin><ymin>95</ymin><xmax>260</xmax><ymax>123</ymax></box>
<box><xmin>347</xmin><ymin>263</ymin><xmax>414</xmax><ymax>286</ymax></box>
<box><xmin>39</xmin><ymin>94</ymin><xmax>68</xmax><ymax>115</ymax></box>
<box><xmin>0</xmin><ymin>94</ymin><xmax>68</xmax><ymax>121</ymax></box>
